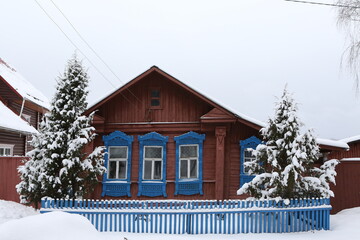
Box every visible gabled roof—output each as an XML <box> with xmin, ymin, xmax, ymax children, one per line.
<box><xmin>0</xmin><ymin>101</ymin><xmax>37</xmax><ymax>134</ymax></box>
<box><xmin>0</xmin><ymin>58</ymin><xmax>49</xmax><ymax>110</ymax></box>
<box><xmin>87</xmin><ymin>66</ymin><xmax>265</xmax><ymax>129</ymax></box>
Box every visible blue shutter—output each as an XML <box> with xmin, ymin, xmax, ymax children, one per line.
<box><xmin>174</xmin><ymin>131</ymin><xmax>206</xmax><ymax>195</ymax></box>
<box><xmin>137</xmin><ymin>132</ymin><xmax>168</xmax><ymax>197</ymax></box>
<box><xmin>239</xmin><ymin>136</ymin><xmax>261</xmax><ymax>187</ymax></box>
<box><xmin>102</xmin><ymin>131</ymin><xmax>134</xmax><ymax>197</ymax></box>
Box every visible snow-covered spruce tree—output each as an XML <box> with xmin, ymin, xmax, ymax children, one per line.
<box><xmin>237</xmin><ymin>87</ymin><xmax>339</xmax><ymax>200</ymax></box>
<box><xmin>17</xmin><ymin>56</ymin><xmax>105</xmax><ymax>206</ymax></box>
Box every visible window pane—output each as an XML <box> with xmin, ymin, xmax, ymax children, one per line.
<box><xmin>151</xmin><ymin>99</ymin><xmax>160</xmax><ymax>106</ymax></box>
<box><xmin>108</xmin><ymin>161</ymin><xmax>117</xmax><ymax>179</ymax></box>
<box><xmin>118</xmin><ymin>161</ymin><xmax>127</xmax><ymax>179</ymax></box>
<box><xmin>151</xmin><ymin>90</ymin><xmax>160</xmax><ymax>98</ymax></box>
<box><xmin>145</xmin><ymin>147</ymin><xmax>162</xmax><ymax>158</ymax></box>
<box><xmin>180</xmin><ymin>145</ymin><xmax>198</xmax><ymax>158</ymax></box>
<box><xmin>244</xmin><ymin>149</ymin><xmax>254</xmax><ymax>158</ymax></box>
<box><xmin>190</xmin><ymin>159</ymin><xmax>197</xmax><ymax>178</ymax></box>
<box><xmin>180</xmin><ymin>160</ymin><xmax>188</xmax><ymax>178</ymax></box>
<box><xmin>154</xmin><ymin>161</ymin><xmax>162</xmax><ymax>180</ymax></box>
<box><xmin>144</xmin><ymin>160</ymin><xmax>152</xmax><ymax>180</ymax></box>
<box><xmin>0</xmin><ymin>149</ymin><xmax>4</xmax><ymax>156</ymax></box>
<box><xmin>5</xmin><ymin>149</ymin><xmax>10</xmax><ymax>156</ymax></box>
<box><xmin>109</xmin><ymin>147</ymin><xmax>127</xmax><ymax>159</ymax></box>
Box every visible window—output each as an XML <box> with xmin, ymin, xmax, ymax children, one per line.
<box><xmin>149</xmin><ymin>89</ymin><xmax>161</xmax><ymax>108</ymax></box>
<box><xmin>102</xmin><ymin>131</ymin><xmax>133</xmax><ymax>197</ymax></box>
<box><xmin>243</xmin><ymin>148</ymin><xmax>256</xmax><ymax>174</ymax></box>
<box><xmin>239</xmin><ymin>136</ymin><xmax>261</xmax><ymax>187</ymax></box>
<box><xmin>0</xmin><ymin>144</ymin><xmax>13</xmax><ymax>156</ymax></box>
<box><xmin>179</xmin><ymin>145</ymin><xmax>198</xmax><ymax>179</ymax></box>
<box><xmin>143</xmin><ymin>146</ymin><xmax>163</xmax><ymax>180</ymax></box>
<box><xmin>174</xmin><ymin>131</ymin><xmax>205</xmax><ymax>196</ymax></box>
<box><xmin>108</xmin><ymin>146</ymin><xmax>128</xmax><ymax>179</ymax></box>
<box><xmin>138</xmin><ymin>132</ymin><xmax>168</xmax><ymax>197</ymax></box>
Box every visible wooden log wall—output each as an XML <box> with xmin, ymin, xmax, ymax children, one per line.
<box><xmin>0</xmin><ymin>131</ymin><xmax>25</xmax><ymax>156</ymax></box>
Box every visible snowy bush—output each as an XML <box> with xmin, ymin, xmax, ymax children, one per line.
<box><xmin>237</xmin><ymin>87</ymin><xmax>339</xmax><ymax>200</ymax></box>
<box><xmin>17</xmin><ymin>55</ymin><xmax>106</xmax><ymax>207</ymax></box>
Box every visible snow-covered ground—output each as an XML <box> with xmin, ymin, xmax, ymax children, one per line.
<box><xmin>0</xmin><ymin>200</ymin><xmax>359</xmax><ymax>240</ymax></box>
<box><xmin>0</xmin><ymin>200</ymin><xmax>37</xmax><ymax>225</ymax></box>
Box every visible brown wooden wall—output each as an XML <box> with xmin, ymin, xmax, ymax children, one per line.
<box><xmin>328</xmin><ymin>141</ymin><xmax>360</xmax><ymax>159</ymax></box>
<box><xmin>0</xmin><ymin>131</ymin><xmax>26</xmax><ymax>156</ymax></box>
<box><xmin>227</xmin><ymin>122</ymin><xmax>260</xmax><ymax>199</ymax></box>
<box><xmin>0</xmin><ymin>77</ymin><xmax>21</xmax><ymax>104</ymax></box>
<box><xmin>90</xmin><ymin>121</ymin><xmax>260</xmax><ymax>201</ymax></box>
<box><xmin>97</xmin><ymin>71</ymin><xmax>213</xmax><ymax>123</ymax></box>
<box><xmin>328</xmin><ymin>141</ymin><xmax>360</xmax><ymax>213</ymax></box>
<box><xmin>0</xmin><ymin>157</ymin><xmax>24</xmax><ymax>202</ymax></box>
<box><xmin>330</xmin><ymin>160</ymin><xmax>360</xmax><ymax>213</ymax></box>
<box><xmin>90</xmin><ymin>69</ymin><xmax>261</xmax><ymax>201</ymax></box>
<box><xmin>9</xmin><ymin>101</ymin><xmax>39</xmax><ymax>128</ymax></box>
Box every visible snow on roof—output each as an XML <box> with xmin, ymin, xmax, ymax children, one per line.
<box><xmin>341</xmin><ymin>157</ymin><xmax>360</xmax><ymax>161</ymax></box>
<box><xmin>0</xmin><ymin>58</ymin><xmax>49</xmax><ymax>109</ymax></box>
<box><xmin>340</xmin><ymin>135</ymin><xmax>360</xmax><ymax>144</ymax></box>
<box><xmin>88</xmin><ymin>67</ymin><xmax>266</xmax><ymax>128</ymax></box>
<box><xmin>317</xmin><ymin>138</ymin><xmax>349</xmax><ymax>150</ymax></box>
<box><xmin>0</xmin><ymin>101</ymin><xmax>37</xmax><ymax>134</ymax></box>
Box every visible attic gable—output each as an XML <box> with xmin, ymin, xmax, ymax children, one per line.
<box><xmin>86</xmin><ymin>66</ymin><xmax>263</xmax><ymax>129</ymax></box>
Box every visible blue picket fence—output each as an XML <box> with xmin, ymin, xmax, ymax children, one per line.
<box><xmin>40</xmin><ymin>198</ymin><xmax>331</xmax><ymax>234</ymax></box>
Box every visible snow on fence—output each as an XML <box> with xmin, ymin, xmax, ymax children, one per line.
<box><xmin>40</xmin><ymin>198</ymin><xmax>331</xmax><ymax>234</ymax></box>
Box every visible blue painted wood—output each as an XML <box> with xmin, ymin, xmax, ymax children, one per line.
<box><xmin>174</xmin><ymin>131</ymin><xmax>206</xmax><ymax>196</ymax></box>
<box><xmin>102</xmin><ymin>131</ymin><xmax>134</xmax><ymax>197</ymax></box>
<box><xmin>239</xmin><ymin>136</ymin><xmax>262</xmax><ymax>187</ymax></box>
<box><xmin>40</xmin><ymin>198</ymin><xmax>332</xmax><ymax>234</ymax></box>
<box><xmin>137</xmin><ymin>132</ymin><xmax>168</xmax><ymax>197</ymax></box>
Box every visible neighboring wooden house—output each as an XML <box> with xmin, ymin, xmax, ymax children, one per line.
<box><xmin>86</xmin><ymin>66</ymin><xmax>348</xmax><ymax>201</ymax></box>
<box><xmin>327</xmin><ymin>136</ymin><xmax>360</xmax><ymax>213</ymax></box>
<box><xmin>0</xmin><ymin>58</ymin><xmax>49</xmax><ymax>202</ymax></box>
<box><xmin>0</xmin><ymin>58</ymin><xmax>49</xmax><ymax>156</ymax></box>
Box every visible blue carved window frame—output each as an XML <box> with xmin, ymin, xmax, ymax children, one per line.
<box><xmin>138</xmin><ymin>132</ymin><xmax>168</xmax><ymax>197</ymax></box>
<box><xmin>102</xmin><ymin>131</ymin><xmax>134</xmax><ymax>197</ymax></box>
<box><xmin>239</xmin><ymin>136</ymin><xmax>261</xmax><ymax>187</ymax></box>
<box><xmin>174</xmin><ymin>131</ymin><xmax>205</xmax><ymax>196</ymax></box>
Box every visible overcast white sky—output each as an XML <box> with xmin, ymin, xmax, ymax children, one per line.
<box><xmin>1</xmin><ymin>0</ymin><xmax>359</xmax><ymax>140</ymax></box>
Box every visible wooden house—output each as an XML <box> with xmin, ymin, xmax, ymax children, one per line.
<box><xmin>0</xmin><ymin>58</ymin><xmax>49</xmax><ymax>156</ymax></box>
<box><xmin>86</xmin><ymin>66</ymin><xmax>348</xmax><ymax>201</ymax></box>
<box><xmin>327</xmin><ymin>136</ymin><xmax>360</xmax><ymax>213</ymax></box>
<box><xmin>0</xmin><ymin>58</ymin><xmax>49</xmax><ymax>202</ymax></box>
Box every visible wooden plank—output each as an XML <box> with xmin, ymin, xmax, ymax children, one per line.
<box><xmin>0</xmin><ymin>156</ymin><xmax>24</xmax><ymax>202</ymax></box>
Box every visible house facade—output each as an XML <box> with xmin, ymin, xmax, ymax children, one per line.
<box><xmin>86</xmin><ymin>66</ymin><xmax>348</xmax><ymax>201</ymax></box>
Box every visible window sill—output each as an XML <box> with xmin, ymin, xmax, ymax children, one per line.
<box><xmin>104</xmin><ymin>180</ymin><xmax>129</xmax><ymax>184</ymax></box>
<box><xmin>141</xmin><ymin>180</ymin><xmax>163</xmax><ymax>183</ymax></box>
<box><xmin>178</xmin><ymin>178</ymin><xmax>200</xmax><ymax>182</ymax></box>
